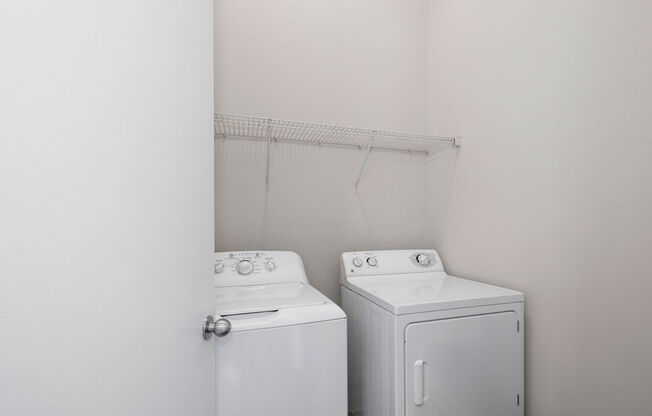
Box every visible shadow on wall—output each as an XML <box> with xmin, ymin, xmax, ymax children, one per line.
<box><xmin>426</xmin><ymin>144</ymin><xmax>460</xmax><ymax>253</ymax></box>
<box><xmin>214</xmin><ymin>138</ymin><xmax>458</xmax><ymax>303</ymax></box>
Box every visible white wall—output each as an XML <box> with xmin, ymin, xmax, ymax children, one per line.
<box><xmin>427</xmin><ymin>1</ymin><xmax>652</xmax><ymax>415</ymax></box>
<box><xmin>0</xmin><ymin>1</ymin><xmax>215</xmax><ymax>414</ymax></box>
<box><xmin>214</xmin><ymin>0</ymin><xmax>430</xmax><ymax>302</ymax></box>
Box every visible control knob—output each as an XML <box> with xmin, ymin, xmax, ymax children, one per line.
<box><xmin>265</xmin><ymin>261</ymin><xmax>276</xmax><ymax>271</ymax></box>
<box><xmin>366</xmin><ymin>257</ymin><xmax>378</xmax><ymax>267</ymax></box>
<box><xmin>236</xmin><ymin>260</ymin><xmax>254</xmax><ymax>275</ymax></box>
<box><xmin>416</xmin><ymin>253</ymin><xmax>432</xmax><ymax>266</ymax></box>
<box><xmin>352</xmin><ymin>257</ymin><xmax>363</xmax><ymax>268</ymax></box>
<box><xmin>214</xmin><ymin>262</ymin><xmax>224</xmax><ymax>274</ymax></box>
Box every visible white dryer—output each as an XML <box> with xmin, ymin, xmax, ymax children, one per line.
<box><xmin>340</xmin><ymin>250</ymin><xmax>524</xmax><ymax>416</ymax></box>
<box><xmin>210</xmin><ymin>251</ymin><xmax>347</xmax><ymax>416</ymax></box>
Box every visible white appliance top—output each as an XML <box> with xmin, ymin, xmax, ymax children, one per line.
<box><xmin>214</xmin><ymin>251</ymin><xmax>344</xmax><ymax>331</ymax></box>
<box><xmin>341</xmin><ymin>249</ymin><xmax>523</xmax><ymax>315</ymax></box>
<box><xmin>215</xmin><ymin>282</ymin><xmax>325</xmax><ymax>315</ymax></box>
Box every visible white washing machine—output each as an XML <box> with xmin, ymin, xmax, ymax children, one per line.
<box><xmin>340</xmin><ymin>249</ymin><xmax>524</xmax><ymax>416</ymax></box>
<box><xmin>209</xmin><ymin>251</ymin><xmax>347</xmax><ymax>416</ymax></box>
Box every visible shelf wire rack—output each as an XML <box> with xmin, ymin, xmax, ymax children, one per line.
<box><xmin>214</xmin><ymin>113</ymin><xmax>460</xmax><ymax>154</ymax></box>
<box><xmin>214</xmin><ymin>113</ymin><xmax>461</xmax><ymax>190</ymax></box>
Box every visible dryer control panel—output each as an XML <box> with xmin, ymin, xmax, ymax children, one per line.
<box><xmin>341</xmin><ymin>249</ymin><xmax>445</xmax><ymax>278</ymax></box>
<box><xmin>214</xmin><ymin>251</ymin><xmax>309</xmax><ymax>287</ymax></box>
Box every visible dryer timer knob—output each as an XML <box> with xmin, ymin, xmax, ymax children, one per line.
<box><xmin>416</xmin><ymin>253</ymin><xmax>432</xmax><ymax>266</ymax></box>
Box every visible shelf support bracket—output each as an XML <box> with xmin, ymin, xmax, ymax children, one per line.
<box><xmin>265</xmin><ymin>120</ymin><xmax>272</xmax><ymax>191</ymax></box>
<box><xmin>354</xmin><ymin>146</ymin><xmax>373</xmax><ymax>191</ymax></box>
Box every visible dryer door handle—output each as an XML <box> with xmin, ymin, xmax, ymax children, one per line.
<box><xmin>414</xmin><ymin>359</ymin><xmax>425</xmax><ymax>406</ymax></box>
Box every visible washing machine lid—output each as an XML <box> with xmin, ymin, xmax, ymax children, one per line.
<box><xmin>346</xmin><ymin>272</ymin><xmax>524</xmax><ymax>315</ymax></box>
<box><xmin>214</xmin><ymin>282</ymin><xmax>345</xmax><ymax>332</ymax></box>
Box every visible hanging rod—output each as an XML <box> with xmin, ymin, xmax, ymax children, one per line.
<box><xmin>214</xmin><ymin>113</ymin><xmax>460</xmax><ymax>154</ymax></box>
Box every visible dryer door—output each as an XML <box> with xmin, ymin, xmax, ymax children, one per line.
<box><xmin>405</xmin><ymin>312</ymin><xmax>519</xmax><ymax>416</ymax></box>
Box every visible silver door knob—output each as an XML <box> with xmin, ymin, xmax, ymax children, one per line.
<box><xmin>203</xmin><ymin>315</ymin><xmax>231</xmax><ymax>340</ymax></box>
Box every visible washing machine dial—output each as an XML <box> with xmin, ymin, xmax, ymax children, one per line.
<box><xmin>214</xmin><ymin>262</ymin><xmax>225</xmax><ymax>274</ymax></box>
<box><xmin>366</xmin><ymin>257</ymin><xmax>378</xmax><ymax>267</ymax></box>
<box><xmin>236</xmin><ymin>260</ymin><xmax>254</xmax><ymax>275</ymax></box>
<box><xmin>265</xmin><ymin>261</ymin><xmax>276</xmax><ymax>272</ymax></box>
<box><xmin>416</xmin><ymin>253</ymin><xmax>432</xmax><ymax>266</ymax></box>
<box><xmin>352</xmin><ymin>257</ymin><xmax>363</xmax><ymax>268</ymax></box>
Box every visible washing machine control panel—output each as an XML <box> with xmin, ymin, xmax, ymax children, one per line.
<box><xmin>342</xmin><ymin>249</ymin><xmax>444</xmax><ymax>277</ymax></box>
<box><xmin>214</xmin><ymin>251</ymin><xmax>308</xmax><ymax>287</ymax></box>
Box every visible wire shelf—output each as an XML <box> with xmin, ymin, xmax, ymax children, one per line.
<box><xmin>214</xmin><ymin>113</ymin><xmax>459</xmax><ymax>154</ymax></box>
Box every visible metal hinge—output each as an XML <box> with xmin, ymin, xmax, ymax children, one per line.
<box><xmin>517</xmin><ymin>394</ymin><xmax>520</xmax><ymax>406</ymax></box>
<box><xmin>517</xmin><ymin>320</ymin><xmax>520</xmax><ymax>332</ymax></box>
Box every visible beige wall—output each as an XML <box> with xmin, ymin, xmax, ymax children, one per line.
<box><xmin>215</xmin><ymin>1</ymin><xmax>652</xmax><ymax>413</ymax></box>
<box><xmin>213</xmin><ymin>0</ymin><xmax>430</xmax><ymax>302</ymax></box>
<box><xmin>427</xmin><ymin>1</ymin><xmax>652</xmax><ymax>415</ymax></box>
